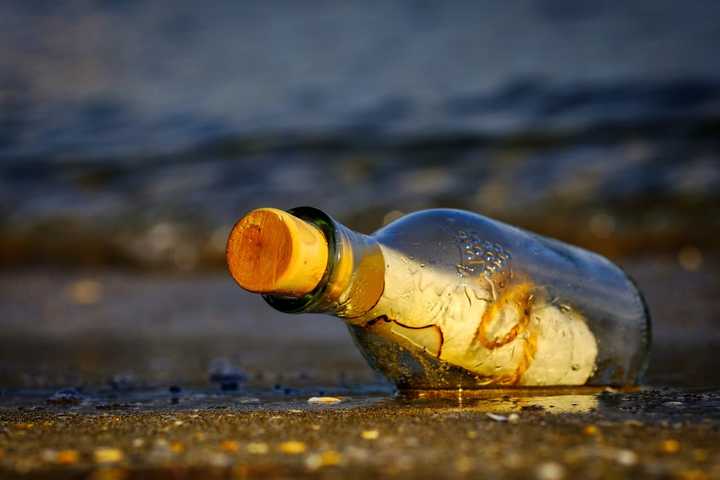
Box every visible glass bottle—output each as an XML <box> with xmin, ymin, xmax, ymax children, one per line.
<box><xmin>226</xmin><ymin>206</ymin><xmax>651</xmax><ymax>389</ymax></box>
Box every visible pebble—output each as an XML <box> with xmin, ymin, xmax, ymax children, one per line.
<box><xmin>94</xmin><ymin>447</ymin><xmax>124</xmax><ymax>464</ymax></box>
<box><xmin>307</xmin><ymin>396</ymin><xmax>343</xmax><ymax>404</ymax></box>
<box><xmin>279</xmin><ymin>441</ymin><xmax>307</xmax><ymax>454</ymax></box>
<box><xmin>208</xmin><ymin>453</ymin><xmax>232</xmax><ymax>467</ymax></box>
<box><xmin>246</xmin><ymin>442</ymin><xmax>269</xmax><ymax>455</ymax></box>
<box><xmin>536</xmin><ymin>461</ymin><xmax>565</xmax><ymax>480</ymax></box>
<box><xmin>615</xmin><ymin>449</ymin><xmax>638</xmax><ymax>466</ymax></box>
<box><xmin>361</xmin><ymin>429</ymin><xmax>380</xmax><ymax>440</ymax></box>
<box><xmin>56</xmin><ymin>449</ymin><xmax>80</xmax><ymax>465</ymax></box>
<box><xmin>582</xmin><ymin>425</ymin><xmax>599</xmax><ymax>436</ymax></box>
<box><xmin>42</xmin><ymin>449</ymin><xmax>58</xmax><ymax>462</ymax></box>
<box><xmin>305</xmin><ymin>450</ymin><xmax>343</xmax><ymax>470</ymax></box>
<box><xmin>660</xmin><ymin>439</ymin><xmax>680</xmax><ymax>454</ymax></box>
<box><xmin>487</xmin><ymin>412</ymin><xmax>519</xmax><ymax>423</ymax></box>
<box><xmin>220</xmin><ymin>440</ymin><xmax>240</xmax><ymax>453</ymax></box>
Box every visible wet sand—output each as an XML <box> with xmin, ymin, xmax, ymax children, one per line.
<box><xmin>0</xmin><ymin>254</ymin><xmax>718</xmax><ymax>478</ymax></box>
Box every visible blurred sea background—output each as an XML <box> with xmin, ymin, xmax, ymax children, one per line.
<box><xmin>0</xmin><ymin>0</ymin><xmax>719</xmax><ymax>388</ymax></box>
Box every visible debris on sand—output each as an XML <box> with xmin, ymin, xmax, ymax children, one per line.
<box><xmin>361</xmin><ymin>429</ymin><xmax>380</xmax><ymax>440</ymax></box>
<box><xmin>306</xmin><ymin>450</ymin><xmax>343</xmax><ymax>470</ymax></box>
<box><xmin>660</xmin><ymin>439</ymin><xmax>681</xmax><ymax>454</ymax></box>
<box><xmin>279</xmin><ymin>441</ymin><xmax>307</xmax><ymax>455</ymax></box>
<box><xmin>219</xmin><ymin>440</ymin><xmax>240</xmax><ymax>453</ymax></box>
<box><xmin>486</xmin><ymin>412</ymin><xmax>520</xmax><ymax>423</ymax></box>
<box><xmin>247</xmin><ymin>442</ymin><xmax>269</xmax><ymax>455</ymax></box>
<box><xmin>307</xmin><ymin>396</ymin><xmax>343</xmax><ymax>404</ymax></box>
<box><xmin>93</xmin><ymin>447</ymin><xmax>124</xmax><ymax>464</ymax></box>
<box><xmin>536</xmin><ymin>461</ymin><xmax>566</xmax><ymax>480</ymax></box>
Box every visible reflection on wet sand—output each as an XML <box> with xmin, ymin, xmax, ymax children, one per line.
<box><xmin>394</xmin><ymin>387</ymin><xmax>632</xmax><ymax>414</ymax></box>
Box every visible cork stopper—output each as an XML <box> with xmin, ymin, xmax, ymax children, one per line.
<box><xmin>226</xmin><ymin>208</ymin><xmax>329</xmax><ymax>296</ymax></box>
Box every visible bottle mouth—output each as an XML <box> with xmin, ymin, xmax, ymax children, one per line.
<box><xmin>263</xmin><ymin>206</ymin><xmax>338</xmax><ymax>313</ymax></box>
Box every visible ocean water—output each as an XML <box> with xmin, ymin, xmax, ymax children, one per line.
<box><xmin>1</xmin><ymin>0</ymin><xmax>719</xmax><ymax>268</ymax></box>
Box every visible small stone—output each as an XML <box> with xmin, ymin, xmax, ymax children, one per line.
<box><xmin>306</xmin><ymin>450</ymin><xmax>343</xmax><ymax>470</ymax></box>
<box><xmin>615</xmin><ymin>449</ymin><xmax>638</xmax><ymax>466</ymax></box>
<box><xmin>307</xmin><ymin>396</ymin><xmax>343</xmax><ymax>404</ymax></box>
<box><xmin>220</xmin><ymin>440</ymin><xmax>240</xmax><ymax>453</ymax></box>
<box><xmin>536</xmin><ymin>461</ymin><xmax>565</xmax><ymax>480</ymax></box>
<box><xmin>507</xmin><ymin>413</ymin><xmax>520</xmax><ymax>424</ymax></box>
<box><xmin>170</xmin><ymin>442</ymin><xmax>184</xmax><ymax>454</ymax></box>
<box><xmin>486</xmin><ymin>412</ymin><xmax>508</xmax><ymax>422</ymax></box>
<box><xmin>94</xmin><ymin>447</ymin><xmax>124</xmax><ymax>464</ymax></box>
<box><xmin>131</xmin><ymin>438</ymin><xmax>145</xmax><ymax>448</ymax></box>
<box><xmin>208</xmin><ymin>452</ymin><xmax>232</xmax><ymax>467</ymax></box>
<box><xmin>279</xmin><ymin>441</ymin><xmax>307</xmax><ymax>455</ymax></box>
<box><xmin>56</xmin><ymin>449</ymin><xmax>80</xmax><ymax>465</ymax></box>
<box><xmin>583</xmin><ymin>425</ymin><xmax>599</xmax><ymax>436</ymax></box>
<box><xmin>660</xmin><ymin>439</ymin><xmax>680</xmax><ymax>454</ymax></box>
<box><xmin>42</xmin><ymin>449</ymin><xmax>58</xmax><ymax>462</ymax></box>
<box><xmin>361</xmin><ymin>429</ymin><xmax>380</xmax><ymax>440</ymax></box>
<box><xmin>247</xmin><ymin>442</ymin><xmax>269</xmax><ymax>455</ymax></box>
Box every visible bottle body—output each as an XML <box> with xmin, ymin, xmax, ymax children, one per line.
<box><xmin>254</xmin><ymin>207</ymin><xmax>651</xmax><ymax>389</ymax></box>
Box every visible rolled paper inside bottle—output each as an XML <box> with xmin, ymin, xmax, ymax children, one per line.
<box><xmin>226</xmin><ymin>208</ymin><xmax>329</xmax><ymax>296</ymax></box>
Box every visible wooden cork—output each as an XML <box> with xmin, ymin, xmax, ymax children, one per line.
<box><xmin>226</xmin><ymin>208</ymin><xmax>329</xmax><ymax>296</ymax></box>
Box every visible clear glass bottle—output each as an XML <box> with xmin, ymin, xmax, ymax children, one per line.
<box><xmin>227</xmin><ymin>206</ymin><xmax>651</xmax><ymax>389</ymax></box>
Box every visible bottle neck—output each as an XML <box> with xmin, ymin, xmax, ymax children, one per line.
<box><xmin>263</xmin><ymin>207</ymin><xmax>385</xmax><ymax>319</ymax></box>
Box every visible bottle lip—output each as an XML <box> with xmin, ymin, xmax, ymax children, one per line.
<box><xmin>263</xmin><ymin>206</ymin><xmax>338</xmax><ymax>313</ymax></box>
